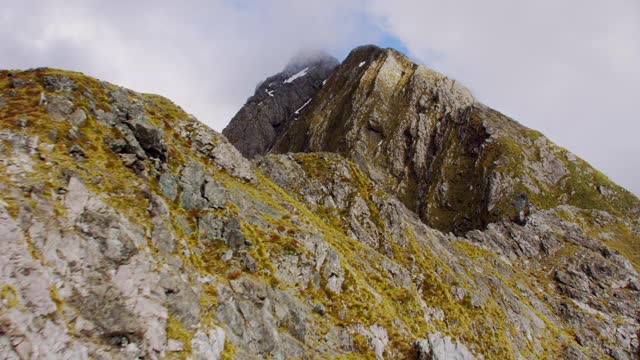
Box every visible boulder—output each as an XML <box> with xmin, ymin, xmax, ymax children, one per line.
<box><xmin>414</xmin><ymin>333</ymin><xmax>476</xmax><ymax>360</ymax></box>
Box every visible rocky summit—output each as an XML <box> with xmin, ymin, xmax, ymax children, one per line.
<box><xmin>223</xmin><ymin>50</ymin><xmax>339</xmax><ymax>160</ymax></box>
<box><xmin>0</xmin><ymin>45</ymin><xmax>639</xmax><ymax>360</ymax></box>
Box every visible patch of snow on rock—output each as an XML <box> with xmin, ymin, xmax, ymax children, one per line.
<box><xmin>294</xmin><ymin>98</ymin><xmax>312</xmax><ymax>115</ymax></box>
<box><xmin>284</xmin><ymin>67</ymin><xmax>309</xmax><ymax>84</ymax></box>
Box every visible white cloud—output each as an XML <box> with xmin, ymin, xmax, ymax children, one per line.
<box><xmin>0</xmin><ymin>0</ymin><xmax>378</xmax><ymax>131</ymax></box>
<box><xmin>368</xmin><ymin>0</ymin><xmax>640</xmax><ymax>195</ymax></box>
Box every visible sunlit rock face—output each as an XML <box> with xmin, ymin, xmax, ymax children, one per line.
<box><xmin>259</xmin><ymin>45</ymin><xmax>639</xmax><ymax>236</ymax></box>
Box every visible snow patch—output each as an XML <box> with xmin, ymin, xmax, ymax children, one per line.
<box><xmin>294</xmin><ymin>98</ymin><xmax>312</xmax><ymax>115</ymax></box>
<box><xmin>322</xmin><ymin>79</ymin><xmax>327</xmax><ymax>86</ymax></box>
<box><xmin>265</xmin><ymin>89</ymin><xmax>275</xmax><ymax>97</ymax></box>
<box><xmin>358</xmin><ymin>61</ymin><xmax>366</xmax><ymax>68</ymax></box>
<box><xmin>284</xmin><ymin>67</ymin><xmax>309</xmax><ymax>84</ymax></box>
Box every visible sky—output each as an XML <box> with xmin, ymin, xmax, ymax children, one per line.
<box><xmin>1</xmin><ymin>0</ymin><xmax>639</xmax><ymax>195</ymax></box>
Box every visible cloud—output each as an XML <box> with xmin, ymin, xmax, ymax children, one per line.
<box><xmin>368</xmin><ymin>0</ymin><xmax>640</xmax><ymax>195</ymax></box>
<box><xmin>0</xmin><ymin>0</ymin><xmax>380</xmax><ymax>131</ymax></box>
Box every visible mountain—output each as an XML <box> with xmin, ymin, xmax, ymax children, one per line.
<box><xmin>0</xmin><ymin>47</ymin><xmax>638</xmax><ymax>360</ymax></box>
<box><xmin>223</xmin><ymin>50</ymin><xmax>339</xmax><ymax>159</ymax></box>
<box><xmin>261</xmin><ymin>45</ymin><xmax>639</xmax><ymax>236</ymax></box>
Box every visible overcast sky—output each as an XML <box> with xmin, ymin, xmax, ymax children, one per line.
<box><xmin>2</xmin><ymin>0</ymin><xmax>639</xmax><ymax>195</ymax></box>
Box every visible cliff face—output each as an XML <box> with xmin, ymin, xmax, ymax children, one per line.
<box><xmin>0</xmin><ymin>52</ymin><xmax>639</xmax><ymax>360</ymax></box>
<box><xmin>222</xmin><ymin>51</ymin><xmax>338</xmax><ymax>159</ymax></box>
<box><xmin>261</xmin><ymin>45</ymin><xmax>639</xmax><ymax>236</ymax></box>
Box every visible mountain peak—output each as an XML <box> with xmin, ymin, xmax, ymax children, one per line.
<box><xmin>283</xmin><ymin>49</ymin><xmax>338</xmax><ymax>75</ymax></box>
<box><xmin>223</xmin><ymin>50</ymin><xmax>338</xmax><ymax>159</ymax></box>
<box><xmin>341</xmin><ymin>44</ymin><xmax>475</xmax><ymax>111</ymax></box>
<box><xmin>227</xmin><ymin>45</ymin><xmax>636</xmax><ymax>237</ymax></box>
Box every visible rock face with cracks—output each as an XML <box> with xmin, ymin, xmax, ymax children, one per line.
<box><xmin>263</xmin><ymin>45</ymin><xmax>638</xmax><ymax>236</ymax></box>
<box><xmin>0</xmin><ymin>46</ymin><xmax>639</xmax><ymax>360</ymax></box>
<box><xmin>223</xmin><ymin>50</ymin><xmax>339</xmax><ymax>159</ymax></box>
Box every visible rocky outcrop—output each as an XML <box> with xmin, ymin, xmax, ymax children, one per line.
<box><xmin>223</xmin><ymin>50</ymin><xmax>339</xmax><ymax>159</ymax></box>
<box><xmin>235</xmin><ymin>45</ymin><xmax>639</xmax><ymax>236</ymax></box>
<box><xmin>257</xmin><ymin>152</ymin><xmax>640</xmax><ymax>359</ymax></box>
<box><xmin>414</xmin><ymin>333</ymin><xmax>476</xmax><ymax>360</ymax></box>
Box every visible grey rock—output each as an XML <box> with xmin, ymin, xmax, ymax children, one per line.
<box><xmin>0</xmin><ymin>96</ymin><xmax>5</xmax><ymax>110</ymax></box>
<box><xmin>415</xmin><ymin>333</ymin><xmax>476</xmax><ymax>360</ymax></box>
<box><xmin>166</xmin><ymin>339</ymin><xmax>184</xmax><ymax>352</ymax></box>
<box><xmin>119</xmin><ymin>153</ymin><xmax>137</xmax><ymax>167</ymax></box>
<box><xmin>126</xmin><ymin>101</ymin><xmax>146</xmax><ymax>121</ymax></box>
<box><xmin>321</xmin><ymin>247</ymin><xmax>344</xmax><ymax>294</ymax></box>
<box><xmin>127</xmin><ymin>119</ymin><xmax>166</xmax><ymax>160</ymax></box>
<box><xmin>157</xmin><ymin>172</ymin><xmax>178</xmax><ymax>202</ymax></box>
<box><xmin>179</xmin><ymin>161</ymin><xmax>207</xmax><ymax>210</ymax></box>
<box><xmin>223</xmin><ymin>217</ymin><xmax>246</xmax><ymax>250</ymax></box>
<box><xmin>10</xmin><ymin>78</ymin><xmax>28</xmax><ymax>89</ymax></box>
<box><xmin>108</xmin><ymin>87</ymin><xmax>131</xmax><ymax>119</ymax></box>
<box><xmin>68</xmin><ymin>108</ymin><xmax>87</xmax><ymax>127</ymax></box>
<box><xmin>242</xmin><ymin>252</ymin><xmax>258</xmax><ymax>273</ymax></box>
<box><xmin>71</xmin><ymin>282</ymin><xmax>144</xmax><ymax>342</ymax></box>
<box><xmin>38</xmin><ymin>92</ymin><xmax>47</xmax><ymax>106</ymax></box>
<box><xmin>191</xmin><ymin>328</ymin><xmax>226</xmax><ymax>360</ymax></box>
<box><xmin>199</xmin><ymin>212</ymin><xmax>225</xmax><ymax>241</ymax></box>
<box><xmin>204</xmin><ymin>178</ymin><xmax>227</xmax><ymax>208</ymax></box>
<box><xmin>107</xmin><ymin>137</ymin><xmax>128</xmax><ymax>153</ymax></box>
<box><xmin>325</xmin><ymin>328</ymin><xmax>354</xmax><ymax>351</ymax></box>
<box><xmin>0</xmin><ymin>336</ymin><xmax>21</xmax><ymax>360</ymax></box>
<box><xmin>151</xmin><ymin>215</ymin><xmax>175</xmax><ymax>255</ymax></box>
<box><xmin>223</xmin><ymin>50</ymin><xmax>339</xmax><ymax>159</ymax></box>
<box><xmin>114</xmin><ymin>123</ymin><xmax>147</xmax><ymax>159</ymax></box>
<box><xmin>69</xmin><ymin>144</ymin><xmax>87</xmax><ymax>159</ymax></box>
<box><xmin>76</xmin><ymin>209</ymin><xmax>138</xmax><ymax>264</ymax></box>
<box><xmin>161</xmin><ymin>275</ymin><xmax>200</xmax><ymax>328</ymax></box>
<box><xmin>313</xmin><ymin>303</ymin><xmax>326</xmax><ymax>316</ymax></box>
<box><xmin>94</xmin><ymin>109</ymin><xmax>117</xmax><ymax>126</ymax></box>
<box><xmin>42</xmin><ymin>74</ymin><xmax>77</xmax><ymax>92</ymax></box>
<box><xmin>208</xmin><ymin>138</ymin><xmax>255</xmax><ymax>182</ymax></box>
<box><xmin>45</xmin><ymin>94</ymin><xmax>74</xmax><ymax>121</ymax></box>
<box><xmin>356</xmin><ymin>324</ymin><xmax>388</xmax><ymax>360</ymax></box>
<box><xmin>512</xmin><ymin>193</ymin><xmax>530</xmax><ymax>225</ymax></box>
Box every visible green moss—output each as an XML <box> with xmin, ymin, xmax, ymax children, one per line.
<box><xmin>220</xmin><ymin>340</ymin><xmax>236</xmax><ymax>360</ymax></box>
<box><xmin>166</xmin><ymin>314</ymin><xmax>194</xmax><ymax>359</ymax></box>
<box><xmin>352</xmin><ymin>333</ymin><xmax>376</xmax><ymax>359</ymax></box>
<box><xmin>49</xmin><ymin>284</ymin><xmax>64</xmax><ymax>314</ymax></box>
<box><xmin>0</xmin><ymin>284</ymin><xmax>18</xmax><ymax>308</ymax></box>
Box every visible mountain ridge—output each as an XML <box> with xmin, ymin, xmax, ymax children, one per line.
<box><xmin>0</xmin><ymin>47</ymin><xmax>638</xmax><ymax>360</ymax></box>
<box><xmin>239</xmin><ymin>44</ymin><xmax>639</xmax><ymax>237</ymax></box>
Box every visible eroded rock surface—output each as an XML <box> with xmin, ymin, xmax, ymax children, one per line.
<box><xmin>223</xmin><ymin>50</ymin><xmax>338</xmax><ymax>159</ymax></box>
<box><xmin>233</xmin><ymin>45</ymin><xmax>639</xmax><ymax>237</ymax></box>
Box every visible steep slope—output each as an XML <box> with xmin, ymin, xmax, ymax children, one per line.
<box><xmin>258</xmin><ymin>152</ymin><xmax>640</xmax><ymax>359</ymax></box>
<box><xmin>258</xmin><ymin>45</ymin><xmax>639</xmax><ymax>237</ymax></box>
<box><xmin>0</xmin><ymin>66</ymin><xmax>638</xmax><ymax>360</ymax></box>
<box><xmin>223</xmin><ymin>51</ymin><xmax>338</xmax><ymax>159</ymax></box>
